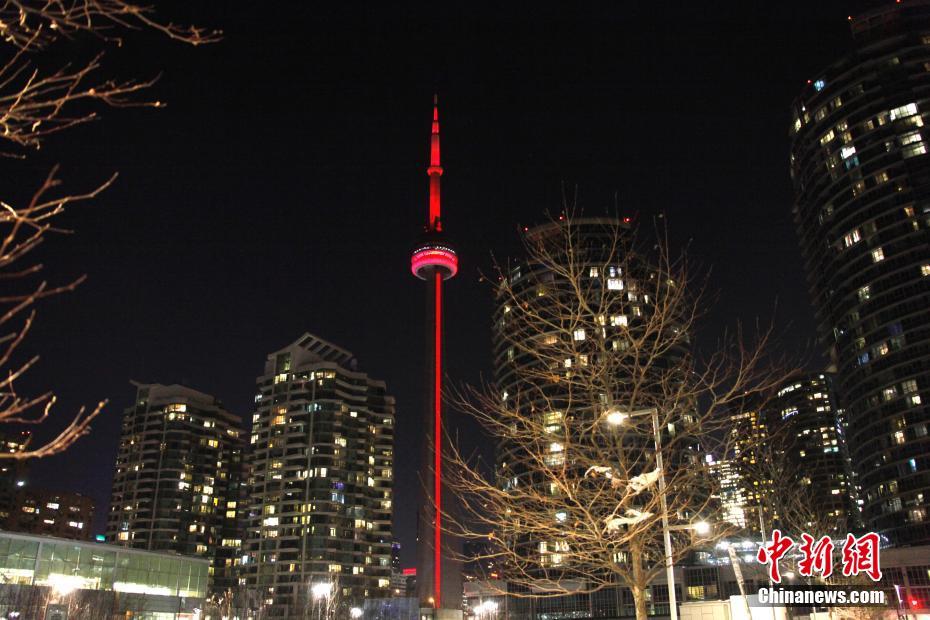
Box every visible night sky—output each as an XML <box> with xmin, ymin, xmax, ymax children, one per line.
<box><xmin>8</xmin><ymin>2</ymin><xmax>877</xmax><ymax>567</ymax></box>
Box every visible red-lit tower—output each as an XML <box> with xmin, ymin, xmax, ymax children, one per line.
<box><xmin>410</xmin><ymin>96</ymin><xmax>460</xmax><ymax>617</ymax></box>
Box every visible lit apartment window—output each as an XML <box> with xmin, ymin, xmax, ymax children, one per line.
<box><xmin>607</xmin><ymin>278</ymin><xmax>623</xmax><ymax>290</ymax></box>
<box><xmin>921</xmin><ymin>264</ymin><xmax>930</xmax><ymax>276</ymax></box>
<box><xmin>858</xmin><ymin>286</ymin><xmax>871</xmax><ymax>302</ymax></box>
<box><xmin>872</xmin><ymin>248</ymin><xmax>885</xmax><ymax>262</ymax></box>
<box><xmin>890</xmin><ymin>102</ymin><xmax>918</xmax><ymax>120</ymax></box>
<box><xmin>903</xmin><ymin>142</ymin><xmax>927</xmax><ymax>158</ymax></box>
<box><xmin>843</xmin><ymin>229</ymin><xmax>861</xmax><ymax>247</ymax></box>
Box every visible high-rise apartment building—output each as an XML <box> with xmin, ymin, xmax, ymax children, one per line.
<box><xmin>765</xmin><ymin>373</ymin><xmax>861</xmax><ymax>534</ymax></box>
<box><xmin>0</xmin><ymin>432</ymin><xmax>29</xmax><ymax>526</ymax></box>
<box><xmin>7</xmin><ymin>489</ymin><xmax>95</xmax><ymax>540</ymax></box>
<box><xmin>705</xmin><ymin>455</ymin><xmax>748</xmax><ymax>530</ymax></box>
<box><xmin>726</xmin><ymin>406</ymin><xmax>773</xmax><ymax>533</ymax></box>
<box><xmin>106</xmin><ymin>383</ymin><xmax>246</xmax><ymax>594</ymax></box>
<box><xmin>243</xmin><ymin>334</ymin><xmax>394</xmax><ymax>616</ymax></box>
<box><xmin>789</xmin><ymin>1</ymin><xmax>930</xmax><ymax>544</ymax></box>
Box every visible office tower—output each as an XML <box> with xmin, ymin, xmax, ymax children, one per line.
<box><xmin>789</xmin><ymin>1</ymin><xmax>930</xmax><ymax>544</ymax></box>
<box><xmin>705</xmin><ymin>455</ymin><xmax>748</xmax><ymax>530</ymax></box>
<box><xmin>7</xmin><ymin>489</ymin><xmax>94</xmax><ymax>540</ymax></box>
<box><xmin>410</xmin><ymin>97</ymin><xmax>461</xmax><ymax>616</ymax></box>
<box><xmin>106</xmin><ymin>382</ymin><xmax>246</xmax><ymax>593</ymax></box>
<box><xmin>726</xmin><ymin>406</ymin><xmax>773</xmax><ymax>533</ymax></box>
<box><xmin>765</xmin><ymin>373</ymin><xmax>861</xmax><ymax>534</ymax></box>
<box><xmin>243</xmin><ymin>333</ymin><xmax>394</xmax><ymax>615</ymax></box>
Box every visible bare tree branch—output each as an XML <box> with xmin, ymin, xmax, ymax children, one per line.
<box><xmin>447</xmin><ymin>213</ymin><xmax>796</xmax><ymax>620</ymax></box>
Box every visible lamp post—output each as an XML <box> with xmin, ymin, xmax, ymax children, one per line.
<box><xmin>604</xmin><ymin>407</ymin><xmax>682</xmax><ymax>620</ymax></box>
<box><xmin>311</xmin><ymin>581</ymin><xmax>333</xmax><ymax>620</ymax></box>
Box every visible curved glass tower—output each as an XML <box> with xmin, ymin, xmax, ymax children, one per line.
<box><xmin>789</xmin><ymin>1</ymin><xmax>930</xmax><ymax>545</ymax></box>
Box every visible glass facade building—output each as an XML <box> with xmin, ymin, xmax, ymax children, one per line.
<box><xmin>789</xmin><ymin>0</ymin><xmax>930</xmax><ymax>545</ymax></box>
<box><xmin>0</xmin><ymin>530</ymin><xmax>208</xmax><ymax>619</ymax></box>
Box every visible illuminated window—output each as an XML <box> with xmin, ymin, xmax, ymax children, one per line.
<box><xmin>890</xmin><ymin>103</ymin><xmax>918</xmax><ymax>120</ymax></box>
<box><xmin>903</xmin><ymin>143</ymin><xmax>927</xmax><ymax>158</ymax></box>
<box><xmin>165</xmin><ymin>403</ymin><xmax>187</xmax><ymax>413</ymax></box>
<box><xmin>875</xmin><ymin>171</ymin><xmax>889</xmax><ymax>184</ymax></box>
<box><xmin>858</xmin><ymin>286</ymin><xmax>871</xmax><ymax>302</ymax></box>
<box><xmin>611</xmin><ymin>315</ymin><xmax>628</xmax><ymax>327</ymax></box>
<box><xmin>872</xmin><ymin>248</ymin><xmax>884</xmax><ymax>262</ymax></box>
<box><xmin>573</xmin><ymin>329</ymin><xmax>586</xmax><ymax>341</ymax></box>
<box><xmin>921</xmin><ymin>264</ymin><xmax>930</xmax><ymax>276</ymax></box>
<box><xmin>589</xmin><ymin>267</ymin><xmax>599</xmax><ymax>277</ymax></box>
<box><xmin>843</xmin><ymin>229</ymin><xmax>861</xmax><ymax>247</ymax></box>
<box><xmin>607</xmin><ymin>278</ymin><xmax>623</xmax><ymax>290</ymax></box>
<box><xmin>894</xmin><ymin>431</ymin><xmax>906</xmax><ymax>445</ymax></box>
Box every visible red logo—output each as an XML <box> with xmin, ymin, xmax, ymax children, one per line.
<box><xmin>756</xmin><ymin>529</ymin><xmax>794</xmax><ymax>583</ymax></box>
<box><xmin>841</xmin><ymin>532</ymin><xmax>882</xmax><ymax>582</ymax></box>
<box><xmin>755</xmin><ymin>531</ymin><xmax>882</xmax><ymax>583</ymax></box>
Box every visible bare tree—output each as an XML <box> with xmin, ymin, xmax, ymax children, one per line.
<box><xmin>0</xmin><ymin>0</ymin><xmax>218</xmax><ymax>459</ymax></box>
<box><xmin>447</xmin><ymin>214</ymin><xmax>793</xmax><ymax>620</ymax></box>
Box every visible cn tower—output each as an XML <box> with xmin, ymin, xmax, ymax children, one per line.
<box><xmin>410</xmin><ymin>96</ymin><xmax>461</xmax><ymax>618</ymax></box>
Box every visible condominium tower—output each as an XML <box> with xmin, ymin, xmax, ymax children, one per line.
<box><xmin>789</xmin><ymin>1</ymin><xmax>930</xmax><ymax>544</ymax></box>
<box><xmin>106</xmin><ymin>383</ymin><xmax>246</xmax><ymax>594</ymax></box>
<box><xmin>243</xmin><ymin>334</ymin><xmax>394</xmax><ymax>616</ymax></box>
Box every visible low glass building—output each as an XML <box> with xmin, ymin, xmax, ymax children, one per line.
<box><xmin>0</xmin><ymin>530</ymin><xmax>208</xmax><ymax>619</ymax></box>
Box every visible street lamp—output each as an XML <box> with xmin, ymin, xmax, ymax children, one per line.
<box><xmin>604</xmin><ymin>407</ymin><xmax>680</xmax><ymax>620</ymax></box>
<box><xmin>474</xmin><ymin>600</ymin><xmax>499</xmax><ymax>620</ymax></box>
<box><xmin>311</xmin><ymin>582</ymin><xmax>333</xmax><ymax>601</ymax></box>
<box><xmin>310</xmin><ymin>581</ymin><xmax>333</xmax><ymax>620</ymax></box>
<box><xmin>350</xmin><ymin>607</ymin><xmax>363</xmax><ymax>619</ymax></box>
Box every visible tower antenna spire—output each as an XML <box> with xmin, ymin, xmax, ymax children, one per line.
<box><xmin>428</xmin><ymin>94</ymin><xmax>443</xmax><ymax>231</ymax></box>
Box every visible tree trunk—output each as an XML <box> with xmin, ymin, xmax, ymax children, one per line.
<box><xmin>631</xmin><ymin>541</ymin><xmax>649</xmax><ymax>620</ymax></box>
<box><xmin>632</xmin><ymin>584</ymin><xmax>649</xmax><ymax>620</ymax></box>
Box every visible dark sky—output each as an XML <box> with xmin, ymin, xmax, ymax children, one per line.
<box><xmin>8</xmin><ymin>1</ymin><xmax>875</xmax><ymax>567</ymax></box>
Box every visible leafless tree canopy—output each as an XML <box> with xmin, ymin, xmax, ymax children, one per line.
<box><xmin>0</xmin><ymin>0</ymin><xmax>216</xmax><ymax>458</ymax></box>
<box><xmin>447</xmin><ymin>214</ymin><xmax>793</xmax><ymax>620</ymax></box>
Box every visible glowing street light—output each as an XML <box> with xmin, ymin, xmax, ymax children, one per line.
<box><xmin>350</xmin><ymin>607</ymin><xmax>364</xmax><ymax>619</ymax></box>
<box><xmin>474</xmin><ymin>600</ymin><xmax>499</xmax><ymax>618</ymax></box>
<box><xmin>311</xmin><ymin>581</ymin><xmax>332</xmax><ymax>601</ymax></box>
<box><xmin>605</xmin><ymin>410</ymin><xmax>628</xmax><ymax>426</ymax></box>
<box><xmin>692</xmin><ymin>520</ymin><xmax>711</xmax><ymax>535</ymax></box>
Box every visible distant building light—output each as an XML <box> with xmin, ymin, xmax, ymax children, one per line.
<box><xmin>814</xmin><ymin>79</ymin><xmax>825</xmax><ymax>92</ymax></box>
